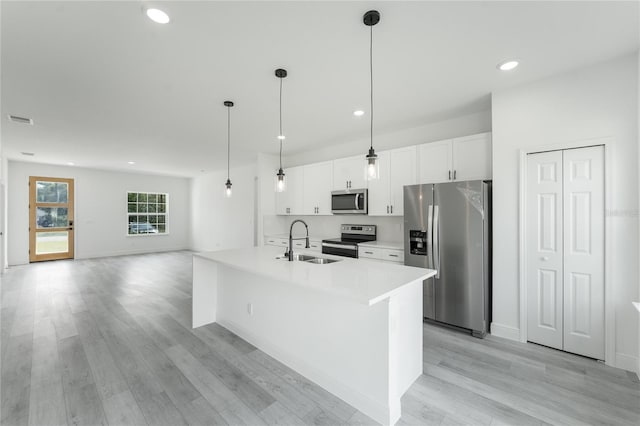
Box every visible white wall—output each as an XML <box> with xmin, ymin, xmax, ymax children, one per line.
<box><xmin>492</xmin><ymin>53</ymin><xmax>639</xmax><ymax>371</ymax></box>
<box><xmin>285</xmin><ymin>110</ymin><xmax>491</xmax><ymax>167</ymax></box>
<box><xmin>7</xmin><ymin>161</ymin><xmax>190</xmax><ymax>265</ymax></box>
<box><xmin>190</xmin><ymin>163</ymin><xmax>255</xmax><ymax>252</ymax></box>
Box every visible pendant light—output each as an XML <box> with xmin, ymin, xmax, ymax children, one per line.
<box><xmin>275</xmin><ymin>68</ymin><xmax>287</xmax><ymax>192</ymax></box>
<box><xmin>224</xmin><ymin>100</ymin><xmax>234</xmax><ymax>198</ymax></box>
<box><xmin>364</xmin><ymin>10</ymin><xmax>380</xmax><ymax>180</ymax></box>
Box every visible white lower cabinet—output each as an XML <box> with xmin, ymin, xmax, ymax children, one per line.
<box><xmin>264</xmin><ymin>236</ymin><xmax>322</xmax><ymax>253</ymax></box>
<box><xmin>264</xmin><ymin>237</ymin><xmax>289</xmax><ymax>248</ymax></box>
<box><xmin>358</xmin><ymin>246</ymin><xmax>404</xmax><ymax>264</ymax></box>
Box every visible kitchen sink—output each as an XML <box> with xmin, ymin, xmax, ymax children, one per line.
<box><xmin>275</xmin><ymin>254</ymin><xmax>341</xmax><ymax>264</ymax></box>
<box><xmin>305</xmin><ymin>258</ymin><xmax>339</xmax><ymax>264</ymax></box>
<box><xmin>275</xmin><ymin>254</ymin><xmax>317</xmax><ymax>261</ymax></box>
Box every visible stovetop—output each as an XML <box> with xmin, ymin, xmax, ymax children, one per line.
<box><xmin>322</xmin><ymin>224</ymin><xmax>377</xmax><ymax>246</ymax></box>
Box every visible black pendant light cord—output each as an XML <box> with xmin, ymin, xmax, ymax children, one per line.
<box><xmin>369</xmin><ymin>24</ymin><xmax>374</xmax><ymax>151</ymax></box>
<box><xmin>279</xmin><ymin>76</ymin><xmax>283</xmax><ymax>169</ymax></box>
<box><xmin>227</xmin><ymin>105</ymin><xmax>231</xmax><ymax>180</ymax></box>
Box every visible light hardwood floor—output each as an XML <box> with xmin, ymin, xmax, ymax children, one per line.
<box><xmin>1</xmin><ymin>251</ymin><xmax>638</xmax><ymax>426</ymax></box>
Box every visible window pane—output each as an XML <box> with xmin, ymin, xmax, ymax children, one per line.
<box><xmin>128</xmin><ymin>215</ymin><xmax>137</xmax><ymax>224</ymax></box>
<box><xmin>158</xmin><ymin>204</ymin><xmax>166</xmax><ymax>213</ymax></box>
<box><xmin>148</xmin><ymin>203</ymin><xmax>157</xmax><ymax>213</ymax></box>
<box><xmin>128</xmin><ymin>192</ymin><xmax>137</xmax><ymax>202</ymax></box>
<box><xmin>37</xmin><ymin>181</ymin><xmax>68</xmax><ymax>203</ymax></box>
<box><xmin>158</xmin><ymin>224</ymin><xmax>166</xmax><ymax>233</ymax></box>
<box><xmin>128</xmin><ymin>203</ymin><xmax>137</xmax><ymax>213</ymax></box>
<box><xmin>148</xmin><ymin>194</ymin><xmax>157</xmax><ymax>203</ymax></box>
<box><xmin>138</xmin><ymin>203</ymin><xmax>147</xmax><ymax>213</ymax></box>
<box><xmin>36</xmin><ymin>231</ymin><xmax>68</xmax><ymax>254</ymax></box>
<box><xmin>158</xmin><ymin>194</ymin><xmax>166</xmax><ymax>203</ymax></box>
<box><xmin>158</xmin><ymin>215</ymin><xmax>165</xmax><ymax>224</ymax></box>
<box><xmin>138</xmin><ymin>193</ymin><xmax>147</xmax><ymax>202</ymax></box>
<box><xmin>36</xmin><ymin>207</ymin><xmax>68</xmax><ymax>228</ymax></box>
<box><xmin>149</xmin><ymin>215</ymin><xmax>157</xmax><ymax>224</ymax></box>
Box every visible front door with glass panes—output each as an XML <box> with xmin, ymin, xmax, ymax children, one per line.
<box><xmin>29</xmin><ymin>177</ymin><xmax>74</xmax><ymax>262</ymax></box>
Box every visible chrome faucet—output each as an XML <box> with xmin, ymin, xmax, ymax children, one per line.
<box><xmin>287</xmin><ymin>219</ymin><xmax>310</xmax><ymax>261</ymax></box>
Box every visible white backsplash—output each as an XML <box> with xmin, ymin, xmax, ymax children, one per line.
<box><xmin>263</xmin><ymin>214</ymin><xmax>404</xmax><ymax>243</ymax></box>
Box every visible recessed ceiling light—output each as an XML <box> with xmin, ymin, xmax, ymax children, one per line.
<box><xmin>353</xmin><ymin>110</ymin><xmax>365</xmax><ymax>117</ymax></box>
<box><xmin>67</xmin><ymin>162</ymin><xmax>75</xmax><ymax>166</ymax></box>
<box><xmin>497</xmin><ymin>60</ymin><xmax>519</xmax><ymax>71</ymax></box>
<box><xmin>128</xmin><ymin>161</ymin><xmax>136</xmax><ymax>165</ymax></box>
<box><xmin>146</xmin><ymin>8</ymin><xmax>170</xmax><ymax>24</ymax></box>
<box><xmin>277</xmin><ymin>135</ymin><xmax>286</xmax><ymax>140</ymax></box>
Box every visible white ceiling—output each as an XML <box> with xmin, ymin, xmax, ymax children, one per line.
<box><xmin>2</xmin><ymin>1</ymin><xmax>638</xmax><ymax>177</ymax></box>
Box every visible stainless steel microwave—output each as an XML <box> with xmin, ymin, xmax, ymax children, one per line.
<box><xmin>331</xmin><ymin>189</ymin><xmax>368</xmax><ymax>214</ymax></box>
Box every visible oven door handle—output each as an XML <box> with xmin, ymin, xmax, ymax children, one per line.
<box><xmin>322</xmin><ymin>242</ymin><xmax>357</xmax><ymax>250</ymax></box>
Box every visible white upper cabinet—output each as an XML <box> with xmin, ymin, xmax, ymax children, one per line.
<box><xmin>275</xmin><ymin>166</ymin><xmax>304</xmax><ymax>215</ymax></box>
<box><xmin>332</xmin><ymin>155</ymin><xmax>367</xmax><ymax>190</ymax></box>
<box><xmin>368</xmin><ymin>146</ymin><xmax>417</xmax><ymax>216</ymax></box>
<box><xmin>417</xmin><ymin>132</ymin><xmax>492</xmax><ymax>184</ymax></box>
<box><xmin>417</xmin><ymin>139</ymin><xmax>453</xmax><ymax>184</ymax></box>
<box><xmin>451</xmin><ymin>133</ymin><xmax>492</xmax><ymax>181</ymax></box>
<box><xmin>303</xmin><ymin>161</ymin><xmax>333</xmax><ymax>215</ymax></box>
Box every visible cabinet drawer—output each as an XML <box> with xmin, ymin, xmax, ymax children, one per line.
<box><xmin>265</xmin><ymin>237</ymin><xmax>288</xmax><ymax>247</ymax></box>
<box><xmin>359</xmin><ymin>246</ymin><xmax>404</xmax><ymax>263</ymax></box>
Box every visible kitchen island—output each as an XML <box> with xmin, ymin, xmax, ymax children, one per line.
<box><xmin>192</xmin><ymin>246</ymin><xmax>435</xmax><ymax>425</ymax></box>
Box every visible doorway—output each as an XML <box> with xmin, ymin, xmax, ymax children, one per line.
<box><xmin>29</xmin><ymin>176</ymin><xmax>75</xmax><ymax>262</ymax></box>
<box><xmin>525</xmin><ymin>146</ymin><xmax>604</xmax><ymax>360</ymax></box>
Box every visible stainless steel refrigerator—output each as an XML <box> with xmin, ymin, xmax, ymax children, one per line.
<box><xmin>404</xmin><ymin>180</ymin><xmax>491</xmax><ymax>337</ymax></box>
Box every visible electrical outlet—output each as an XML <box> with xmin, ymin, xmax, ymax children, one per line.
<box><xmin>247</xmin><ymin>303</ymin><xmax>253</xmax><ymax>315</ymax></box>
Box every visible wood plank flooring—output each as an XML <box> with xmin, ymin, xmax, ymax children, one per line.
<box><xmin>1</xmin><ymin>251</ymin><xmax>638</xmax><ymax>426</ymax></box>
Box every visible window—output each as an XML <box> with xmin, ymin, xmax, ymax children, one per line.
<box><xmin>127</xmin><ymin>192</ymin><xmax>168</xmax><ymax>235</ymax></box>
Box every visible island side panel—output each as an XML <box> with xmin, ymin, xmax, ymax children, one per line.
<box><xmin>389</xmin><ymin>279</ymin><xmax>423</xmax><ymax>397</ymax></box>
<box><xmin>216</xmin><ymin>266</ymin><xmax>397</xmax><ymax>426</ymax></box>
<box><xmin>192</xmin><ymin>255</ymin><xmax>219</xmax><ymax>328</ymax></box>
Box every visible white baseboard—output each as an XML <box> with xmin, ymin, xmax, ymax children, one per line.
<box><xmin>615</xmin><ymin>352</ymin><xmax>640</xmax><ymax>374</ymax></box>
<box><xmin>490</xmin><ymin>322</ymin><xmax>520</xmax><ymax>341</ymax></box>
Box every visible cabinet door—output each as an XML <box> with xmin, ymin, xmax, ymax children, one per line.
<box><xmin>333</xmin><ymin>155</ymin><xmax>366</xmax><ymax>190</ymax></box>
<box><xmin>417</xmin><ymin>139</ymin><xmax>453</xmax><ymax>184</ymax></box>
<box><xmin>303</xmin><ymin>161</ymin><xmax>333</xmax><ymax>215</ymax></box>
<box><xmin>367</xmin><ymin>151</ymin><xmax>390</xmax><ymax>216</ymax></box>
<box><xmin>389</xmin><ymin>146</ymin><xmax>417</xmax><ymax>216</ymax></box>
<box><xmin>452</xmin><ymin>133</ymin><xmax>492</xmax><ymax>181</ymax></box>
<box><xmin>276</xmin><ymin>166</ymin><xmax>304</xmax><ymax>215</ymax></box>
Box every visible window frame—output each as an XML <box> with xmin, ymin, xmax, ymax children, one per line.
<box><xmin>126</xmin><ymin>191</ymin><xmax>169</xmax><ymax>236</ymax></box>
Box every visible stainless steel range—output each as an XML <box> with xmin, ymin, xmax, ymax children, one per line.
<box><xmin>321</xmin><ymin>224</ymin><xmax>376</xmax><ymax>258</ymax></box>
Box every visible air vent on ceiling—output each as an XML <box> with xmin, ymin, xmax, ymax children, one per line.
<box><xmin>8</xmin><ymin>115</ymin><xmax>34</xmax><ymax>125</ymax></box>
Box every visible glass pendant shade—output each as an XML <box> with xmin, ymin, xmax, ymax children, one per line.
<box><xmin>275</xmin><ymin>168</ymin><xmax>286</xmax><ymax>192</ymax></box>
<box><xmin>365</xmin><ymin>147</ymin><xmax>379</xmax><ymax>180</ymax></box>
<box><xmin>224</xmin><ymin>179</ymin><xmax>232</xmax><ymax>198</ymax></box>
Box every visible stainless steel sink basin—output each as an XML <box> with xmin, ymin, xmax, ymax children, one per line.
<box><xmin>305</xmin><ymin>257</ymin><xmax>340</xmax><ymax>264</ymax></box>
<box><xmin>275</xmin><ymin>254</ymin><xmax>317</xmax><ymax>261</ymax></box>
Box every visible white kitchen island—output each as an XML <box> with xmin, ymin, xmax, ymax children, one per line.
<box><xmin>192</xmin><ymin>246</ymin><xmax>435</xmax><ymax>425</ymax></box>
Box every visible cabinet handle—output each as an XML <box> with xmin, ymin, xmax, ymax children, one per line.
<box><xmin>346</xmin><ymin>180</ymin><xmax>349</xmax><ymax>188</ymax></box>
<box><xmin>390</xmin><ymin>205</ymin><xmax>393</xmax><ymax>214</ymax></box>
<box><xmin>364</xmin><ymin>251</ymin><xmax>373</xmax><ymax>254</ymax></box>
<box><xmin>454</xmin><ymin>170</ymin><xmax>457</xmax><ymax>180</ymax></box>
<box><xmin>386</xmin><ymin>205</ymin><xmax>389</xmax><ymax>214</ymax></box>
<box><xmin>349</xmin><ymin>180</ymin><xmax>352</xmax><ymax>188</ymax></box>
<box><xmin>448</xmin><ymin>170</ymin><xmax>451</xmax><ymax>180</ymax></box>
<box><xmin>388</xmin><ymin>254</ymin><xmax>399</xmax><ymax>257</ymax></box>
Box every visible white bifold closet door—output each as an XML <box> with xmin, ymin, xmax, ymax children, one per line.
<box><xmin>526</xmin><ymin>146</ymin><xmax>604</xmax><ymax>360</ymax></box>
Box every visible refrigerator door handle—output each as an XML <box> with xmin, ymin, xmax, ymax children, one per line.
<box><xmin>427</xmin><ymin>204</ymin><xmax>433</xmax><ymax>269</ymax></box>
<box><xmin>433</xmin><ymin>205</ymin><xmax>440</xmax><ymax>278</ymax></box>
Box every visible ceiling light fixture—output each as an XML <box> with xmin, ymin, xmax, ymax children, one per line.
<box><xmin>363</xmin><ymin>10</ymin><xmax>380</xmax><ymax>181</ymax></box>
<box><xmin>67</xmin><ymin>162</ymin><xmax>75</xmax><ymax>166</ymax></box>
<box><xmin>224</xmin><ymin>100</ymin><xmax>234</xmax><ymax>198</ymax></box>
<box><xmin>353</xmin><ymin>110</ymin><xmax>365</xmax><ymax>117</ymax></box>
<box><xmin>498</xmin><ymin>60</ymin><xmax>519</xmax><ymax>71</ymax></box>
<box><xmin>275</xmin><ymin>68</ymin><xmax>288</xmax><ymax>193</ymax></box>
<box><xmin>128</xmin><ymin>161</ymin><xmax>136</xmax><ymax>165</ymax></box>
<box><xmin>146</xmin><ymin>8</ymin><xmax>170</xmax><ymax>24</ymax></box>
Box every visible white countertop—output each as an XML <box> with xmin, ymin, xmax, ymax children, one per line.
<box><xmin>195</xmin><ymin>246</ymin><xmax>434</xmax><ymax>306</ymax></box>
<box><xmin>358</xmin><ymin>240</ymin><xmax>404</xmax><ymax>250</ymax></box>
